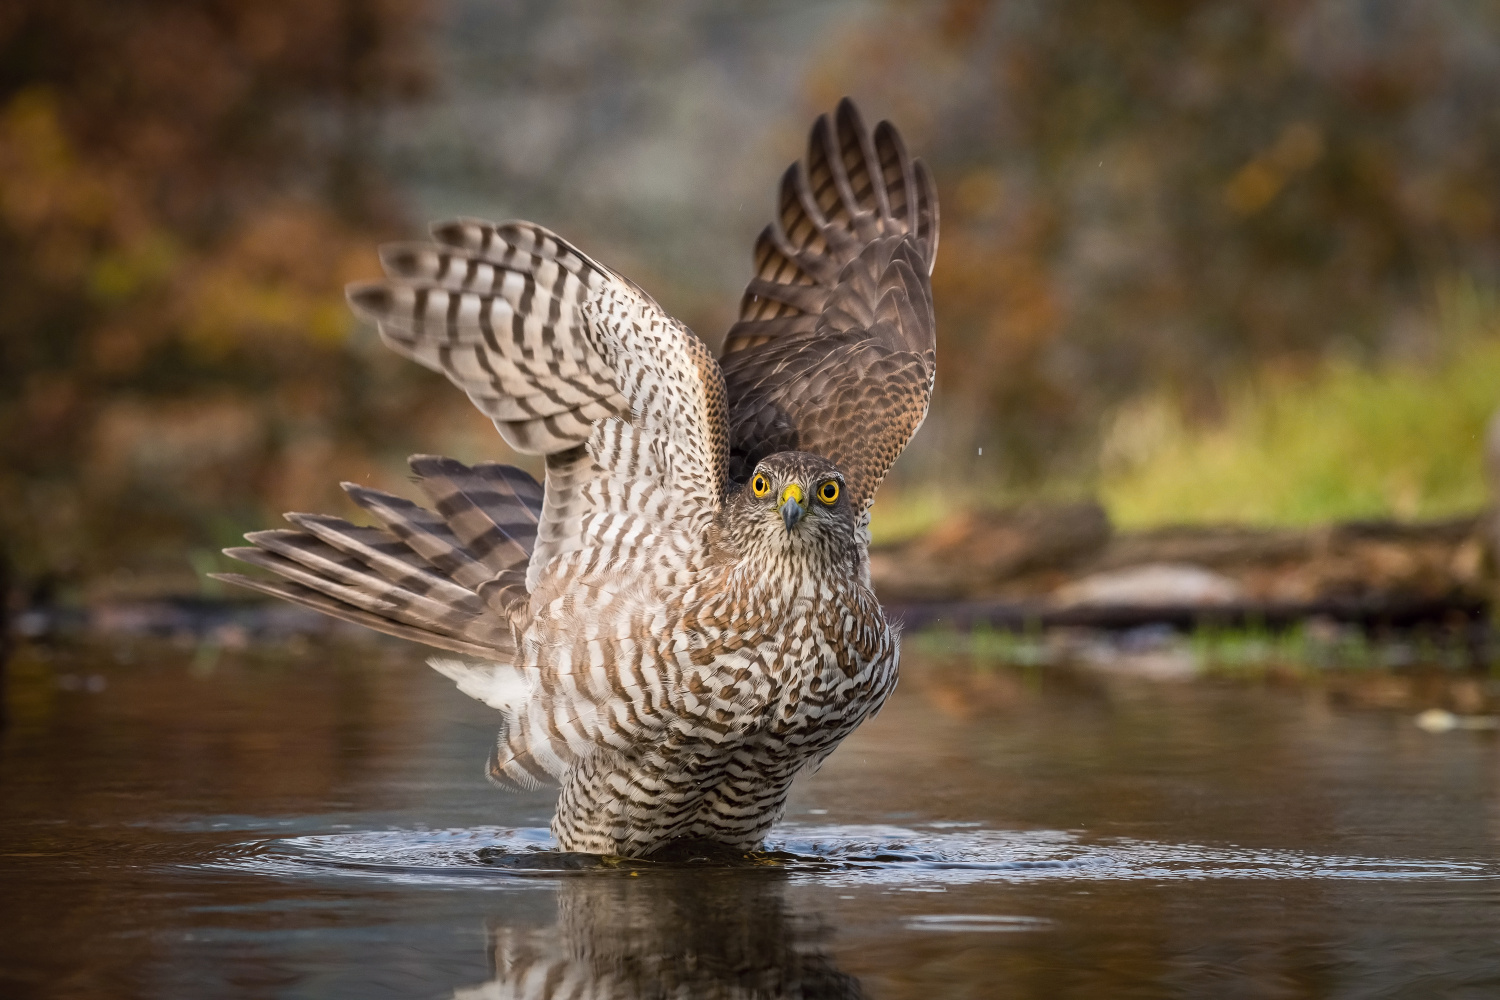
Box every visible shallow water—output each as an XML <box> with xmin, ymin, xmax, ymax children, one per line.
<box><xmin>4</xmin><ymin>637</ymin><xmax>1500</xmax><ymax>998</ymax></box>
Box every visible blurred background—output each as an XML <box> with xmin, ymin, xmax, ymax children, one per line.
<box><xmin>4</xmin><ymin>0</ymin><xmax>1500</xmax><ymax>606</ymax></box>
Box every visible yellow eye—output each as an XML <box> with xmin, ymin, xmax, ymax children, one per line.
<box><xmin>751</xmin><ymin>474</ymin><xmax>770</xmax><ymax>497</ymax></box>
<box><xmin>817</xmin><ymin>480</ymin><xmax>840</xmax><ymax>505</ymax></box>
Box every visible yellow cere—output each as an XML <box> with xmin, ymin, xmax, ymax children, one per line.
<box><xmin>779</xmin><ymin>483</ymin><xmax>804</xmax><ymax>506</ymax></box>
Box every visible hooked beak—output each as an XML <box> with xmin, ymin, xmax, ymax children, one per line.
<box><xmin>779</xmin><ymin>484</ymin><xmax>805</xmax><ymax>533</ymax></box>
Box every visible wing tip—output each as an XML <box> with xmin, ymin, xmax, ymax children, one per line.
<box><xmin>208</xmin><ymin>569</ymin><xmax>279</xmax><ymax>595</ymax></box>
<box><xmin>408</xmin><ymin>453</ymin><xmax>466</xmax><ymax>478</ymax></box>
<box><xmin>346</xmin><ymin>282</ymin><xmax>392</xmax><ymax>318</ymax></box>
<box><xmin>429</xmin><ymin>218</ymin><xmax>473</xmax><ymax>246</ymax></box>
<box><xmin>377</xmin><ymin>243</ymin><xmax>426</xmax><ymax>278</ymax></box>
<box><xmin>240</xmin><ymin>529</ymin><xmax>291</xmax><ymax>547</ymax></box>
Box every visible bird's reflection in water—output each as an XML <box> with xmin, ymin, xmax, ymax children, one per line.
<box><xmin>454</xmin><ymin>864</ymin><xmax>863</xmax><ymax>999</ymax></box>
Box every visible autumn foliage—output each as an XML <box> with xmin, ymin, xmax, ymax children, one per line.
<box><xmin>822</xmin><ymin>0</ymin><xmax>1500</xmax><ymax>478</ymax></box>
<box><xmin>0</xmin><ymin>0</ymin><xmax>441</xmax><ymax>594</ymax></box>
<box><xmin>5</xmin><ymin>0</ymin><xmax>1500</xmax><ymax>597</ymax></box>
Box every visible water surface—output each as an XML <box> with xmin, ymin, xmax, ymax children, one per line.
<box><xmin>4</xmin><ymin>635</ymin><xmax>1500</xmax><ymax>998</ymax></box>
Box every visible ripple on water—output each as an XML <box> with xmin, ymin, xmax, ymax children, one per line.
<box><xmin>200</xmin><ymin>824</ymin><xmax>1500</xmax><ymax>888</ymax></box>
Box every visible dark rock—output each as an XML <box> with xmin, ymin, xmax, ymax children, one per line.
<box><xmin>871</xmin><ymin>501</ymin><xmax>1112</xmax><ymax>600</ymax></box>
<box><xmin>873</xmin><ymin>496</ymin><xmax>1494</xmax><ymax>627</ymax></box>
<box><xmin>1092</xmin><ymin>525</ymin><xmax>1310</xmax><ymax>570</ymax></box>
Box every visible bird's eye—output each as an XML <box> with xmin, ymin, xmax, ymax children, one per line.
<box><xmin>751</xmin><ymin>474</ymin><xmax>770</xmax><ymax>497</ymax></box>
<box><xmin>817</xmin><ymin>480</ymin><xmax>840</xmax><ymax>505</ymax></box>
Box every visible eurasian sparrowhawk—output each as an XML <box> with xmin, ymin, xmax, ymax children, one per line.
<box><xmin>215</xmin><ymin>99</ymin><xmax>939</xmax><ymax>858</ymax></box>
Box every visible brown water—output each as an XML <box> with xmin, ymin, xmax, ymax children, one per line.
<box><xmin>3</xmin><ymin>635</ymin><xmax>1500</xmax><ymax>998</ymax></box>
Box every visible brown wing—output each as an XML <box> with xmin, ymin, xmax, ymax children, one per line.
<box><xmin>720</xmin><ymin>98</ymin><xmax>939</xmax><ymax>514</ymax></box>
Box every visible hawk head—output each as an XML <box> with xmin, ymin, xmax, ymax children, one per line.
<box><xmin>724</xmin><ymin>451</ymin><xmax>861</xmax><ymax>573</ymax></box>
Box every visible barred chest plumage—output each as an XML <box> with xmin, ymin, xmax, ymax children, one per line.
<box><xmin>516</xmin><ymin>553</ymin><xmax>898</xmax><ymax>856</ymax></box>
<box><xmin>663</xmin><ymin>563</ymin><xmax>897</xmax><ymax>753</ymax></box>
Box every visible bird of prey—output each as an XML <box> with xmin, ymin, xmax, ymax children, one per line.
<box><xmin>214</xmin><ymin>99</ymin><xmax>938</xmax><ymax>858</ymax></box>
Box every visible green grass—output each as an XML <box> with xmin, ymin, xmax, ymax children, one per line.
<box><xmin>1100</xmin><ymin>291</ymin><xmax>1500</xmax><ymax>528</ymax></box>
<box><xmin>866</xmin><ymin>488</ymin><xmax>952</xmax><ymax>546</ymax></box>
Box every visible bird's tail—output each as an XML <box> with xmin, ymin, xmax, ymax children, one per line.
<box><xmin>212</xmin><ymin>455</ymin><xmax>543</xmax><ymax>657</ymax></box>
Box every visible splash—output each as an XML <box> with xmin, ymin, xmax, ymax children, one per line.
<box><xmin>203</xmin><ymin>823</ymin><xmax>1498</xmax><ymax>889</ymax></box>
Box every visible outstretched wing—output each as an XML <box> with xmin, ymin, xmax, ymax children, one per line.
<box><xmin>348</xmin><ymin>221</ymin><xmax>730</xmax><ymax>587</ymax></box>
<box><xmin>720</xmin><ymin>98</ymin><xmax>939</xmax><ymax>517</ymax></box>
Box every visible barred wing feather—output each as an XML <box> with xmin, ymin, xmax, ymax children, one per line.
<box><xmin>212</xmin><ymin>457</ymin><xmax>545</xmax><ymax>656</ymax></box>
<box><xmin>347</xmin><ymin>221</ymin><xmax>730</xmax><ymax>584</ymax></box>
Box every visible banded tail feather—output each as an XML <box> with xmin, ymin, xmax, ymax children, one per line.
<box><xmin>213</xmin><ymin>456</ymin><xmax>544</xmax><ymax>654</ymax></box>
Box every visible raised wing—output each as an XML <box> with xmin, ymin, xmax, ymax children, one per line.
<box><xmin>348</xmin><ymin>221</ymin><xmax>730</xmax><ymax>585</ymax></box>
<box><xmin>720</xmin><ymin>98</ymin><xmax>939</xmax><ymax>517</ymax></box>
